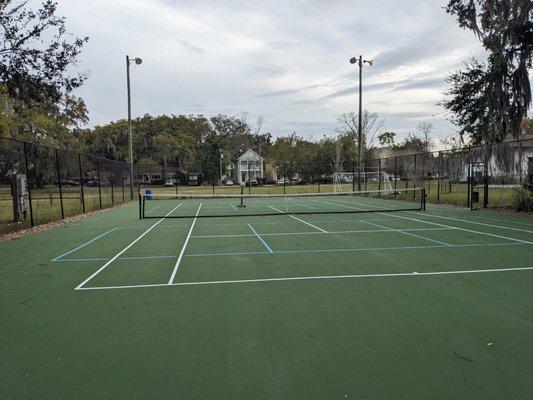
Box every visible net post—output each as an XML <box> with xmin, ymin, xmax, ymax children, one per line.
<box><xmin>421</xmin><ymin>187</ymin><xmax>426</xmax><ymax>211</ymax></box>
<box><xmin>78</xmin><ymin>153</ymin><xmax>86</xmax><ymax>213</ymax></box>
<box><xmin>240</xmin><ymin>183</ymin><xmax>244</xmax><ymax>207</ymax></box>
<box><xmin>54</xmin><ymin>149</ymin><xmax>65</xmax><ymax>219</ymax></box>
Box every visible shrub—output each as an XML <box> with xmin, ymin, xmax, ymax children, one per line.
<box><xmin>511</xmin><ymin>188</ymin><xmax>533</xmax><ymax>212</ymax></box>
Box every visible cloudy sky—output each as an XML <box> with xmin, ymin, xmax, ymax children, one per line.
<box><xmin>55</xmin><ymin>0</ymin><xmax>484</xmax><ymax>143</ymax></box>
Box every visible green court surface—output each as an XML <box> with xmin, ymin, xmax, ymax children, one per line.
<box><xmin>1</xmin><ymin>195</ymin><xmax>533</xmax><ymax>399</ymax></box>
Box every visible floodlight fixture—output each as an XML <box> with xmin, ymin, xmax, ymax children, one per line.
<box><xmin>349</xmin><ymin>54</ymin><xmax>373</xmax><ymax>190</ymax></box>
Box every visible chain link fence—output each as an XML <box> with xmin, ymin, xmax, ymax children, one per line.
<box><xmin>0</xmin><ymin>137</ymin><xmax>138</xmax><ymax>235</ymax></box>
<box><xmin>2</xmin><ymin>136</ymin><xmax>531</xmax><ymax>234</ymax></box>
<box><xmin>138</xmin><ymin>138</ymin><xmax>532</xmax><ymax>211</ymax></box>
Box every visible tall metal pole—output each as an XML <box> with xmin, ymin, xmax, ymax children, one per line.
<box><xmin>357</xmin><ymin>54</ymin><xmax>363</xmax><ymax>192</ymax></box>
<box><xmin>126</xmin><ymin>55</ymin><xmax>134</xmax><ymax>200</ymax></box>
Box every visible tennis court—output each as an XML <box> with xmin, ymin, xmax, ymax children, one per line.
<box><xmin>2</xmin><ymin>190</ymin><xmax>533</xmax><ymax>399</ymax></box>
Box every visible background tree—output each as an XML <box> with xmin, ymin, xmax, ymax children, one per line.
<box><xmin>443</xmin><ymin>0</ymin><xmax>532</xmax><ymax>143</ymax></box>
<box><xmin>0</xmin><ymin>0</ymin><xmax>89</xmax><ymax>145</ymax></box>
<box><xmin>337</xmin><ymin>111</ymin><xmax>385</xmax><ymax>163</ymax></box>
<box><xmin>378</xmin><ymin>131</ymin><xmax>396</xmax><ymax>147</ymax></box>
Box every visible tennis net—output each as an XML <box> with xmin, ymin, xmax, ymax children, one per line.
<box><xmin>140</xmin><ymin>187</ymin><xmax>426</xmax><ymax>218</ymax></box>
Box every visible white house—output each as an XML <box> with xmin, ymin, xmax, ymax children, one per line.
<box><xmin>457</xmin><ymin>135</ymin><xmax>533</xmax><ymax>184</ymax></box>
<box><xmin>236</xmin><ymin>149</ymin><xmax>264</xmax><ymax>184</ymax></box>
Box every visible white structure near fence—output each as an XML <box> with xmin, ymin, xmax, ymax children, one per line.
<box><xmin>236</xmin><ymin>149</ymin><xmax>264</xmax><ymax>184</ymax></box>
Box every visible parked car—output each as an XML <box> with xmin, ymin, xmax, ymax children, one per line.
<box><xmin>291</xmin><ymin>177</ymin><xmax>307</xmax><ymax>185</ymax></box>
<box><xmin>165</xmin><ymin>179</ymin><xmax>175</xmax><ymax>187</ymax></box>
<box><xmin>246</xmin><ymin>178</ymin><xmax>259</xmax><ymax>186</ymax></box>
<box><xmin>224</xmin><ymin>179</ymin><xmax>234</xmax><ymax>186</ymax></box>
<box><xmin>86</xmin><ymin>180</ymin><xmax>99</xmax><ymax>187</ymax></box>
<box><xmin>276</xmin><ymin>178</ymin><xmax>290</xmax><ymax>185</ymax></box>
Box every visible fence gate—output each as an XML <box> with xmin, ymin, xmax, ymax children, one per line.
<box><xmin>468</xmin><ymin>162</ymin><xmax>488</xmax><ymax>210</ymax></box>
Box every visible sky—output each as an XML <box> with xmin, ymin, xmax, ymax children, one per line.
<box><xmin>55</xmin><ymin>0</ymin><xmax>485</xmax><ymax>144</ymax></box>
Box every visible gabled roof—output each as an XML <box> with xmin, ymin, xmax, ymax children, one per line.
<box><xmin>237</xmin><ymin>149</ymin><xmax>263</xmax><ymax>161</ymax></box>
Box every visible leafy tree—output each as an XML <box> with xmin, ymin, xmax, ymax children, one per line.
<box><xmin>443</xmin><ymin>0</ymin><xmax>532</xmax><ymax>142</ymax></box>
<box><xmin>0</xmin><ymin>0</ymin><xmax>89</xmax><ymax>145</ymax></box>
<box><xmin>0</xmin><ymin>0</ymin><xmax>88</xmax><ymax>105</ymax></box>
<box><xmin>378</xmin><ymin>131</ymin><xmax>396</xmax><ymax>147</ymax></box>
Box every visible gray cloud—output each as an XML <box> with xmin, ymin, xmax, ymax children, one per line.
<box><xmin>179</xmin><ymin>39</ymin><xmax>204</xmax><ymax>54</ymax></box>
<box><xmin>58</xmin><ymin>0</ymin><xmax>481</xmax><ymax>141</ymax></box>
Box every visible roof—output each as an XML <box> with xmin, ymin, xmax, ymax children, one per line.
<box><xmin>237</xmin><ymin>149</ymin><xmax>263</xmax><ymax>161</ymax></box>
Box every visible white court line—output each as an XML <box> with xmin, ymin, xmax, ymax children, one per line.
<box><xmin>186</xmin><ymin>241</ymin><xmax>525</xmax><ymax>258</ymax></box>
<box><xmin>230</xmin><ymin>204</ymin><xmax>238</xmax><ymax>211</ymax></box>
<box><xmin>167</xmin><ymin>203</ymin><xmax>203</xmax><ymax>284</ymax></box>
<box><xmin>145</xmin><ymin>205</ymin><xmax>161</xmax><ymax>215</ymax></box>
<box><xmin>361</xmin><ymin>220</ymin><xmax>453</xmax><ymax>247</ymax></box>
<box><xmin>52</xmin><ymin>227</ymin><xmax>118</xmax><ymax>261</ymax></box>
<box><xmin>248</xmin><ymin>224</ymin><xmax>274</xmax><ymax>253</ymax></box>
<box><xmin>74</xmin><ymin>204</ymin><xmax>183</xmax><ymax>290</ymax></box>
<box><xmin>330</xmin><ymin>198</ymin><xmax>533</xmax><ymax>245</ymax></box>
<box><xmin>468</xmin><ymin>215</ymin><xmax>533</xmax><ymax>228</ymax></box>
<box><xmin>75</xmin><ymin>266</ymin><xmax>533</xmax><ymax>291</ymax></box>
<box><xmin>190</xmin><ymin>227</ymin><xmax>454</xmax><ymax>239</ymax></box>
<box><xmin>269</xmin><ymin>205</ymin><xmax>327</xmax><ymax>233</ymax></box>
<box><xmin>408</xmin><ymin>212</ymin><xmax>533</xmax><ymax>235</ymax></box>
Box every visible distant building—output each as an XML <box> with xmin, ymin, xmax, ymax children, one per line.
<box><xmin>236</xmin><ymin>149</ymin><xmax>264</xmax><ymax>184</ymax></box>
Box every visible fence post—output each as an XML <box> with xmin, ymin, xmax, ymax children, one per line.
<box><xmin>121</xmin><ymin>168</ymin><xmax>125</xmax><ymax>203</ymax></box>
<box><xmin>394</xmin><ymin>157</ymin><xmax>398</xmax><ymax>198</ymax></box>
<box><xmin>352</xmin><ymin>161</ymin><xmax>356</xmax><ymax>192</ymax></box>
<box><xmin>78</xmin><ymin>153</ymin><xmax>86</xmax><ymax>213</ymax></box>
<box><xmin>23</xmin><ymin>142</ymin><xmax>34</xmax><ymax>227</ymax></box>
<box><xmin>111</xmin><ymin>162</ymin><xmax>115</xmax><ymax>206</ymax></box>
<box><xmin>378</xmin><ymin>158</ymin><xmax>381</xmax><ymax>195</ymax></box>
<box><xmin>283</xmin><ymin>163</ymin><xmax>286</xmax><ymax>195</ymax></box>
<box><xmin>364</xmin><ymin>160</ymin><xmax>368</xmax><ymax>192</ymax></box>
<box><xmin>413</xmin><ymin>154</ymin><xmax>418</xmax><ymax>199</ymax></box>
<box><xmin>483</xmin><ymin>154</ymin><xmax>489</xmax><ymax>208</ymax></box>
<box><xmin>467</xmin><ymin>163</ymin><xmax>471</xmax><ymax>208</ymax></box>
<box><xmin>54</xmin><ymin>149</ymin><xmax>65</xmax><ymax>219</ymax></box>
<box><xmin>437</xmin><ymin>151</ymin><xmax>442</xmax><ymax>203</ymax></box>
<box><xmin>247</xmin><ymin>160</ymin><xmax>251</xmax><ymax>194</ymax></box>
<box><xmin>317</xmin><ymin>163</ymin><xmax>321</xmax><ymax>193</ymax></box>
<box><xmin>96</xmin><ymin>159</ymin><xmax>102</xmax><ymax>210</ymax></box>
<box><xmin>137</xmin><ymin>163</ymin><xmax>140</xmax><ymax>198</ymax></box>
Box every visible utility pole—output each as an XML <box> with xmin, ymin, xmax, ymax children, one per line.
<box><xmin>350</xmin><ymin>55</ymin><xmax>373</xmax><ymax>191</ymax></box>
<box><xmin>126</xmin><ymin>55</ymin><xmax>142</xmax><ymax>200</ymax></box>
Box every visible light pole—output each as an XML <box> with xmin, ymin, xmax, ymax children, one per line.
<box><xmin>350</xmin><ymin>55</ymin><xmax>373</xmax><ymax>191</ymax></box>
<box><xmin>126</xmin><ymin>55</ymin><xmax>142</xmax><ymax>200</ymax></box>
